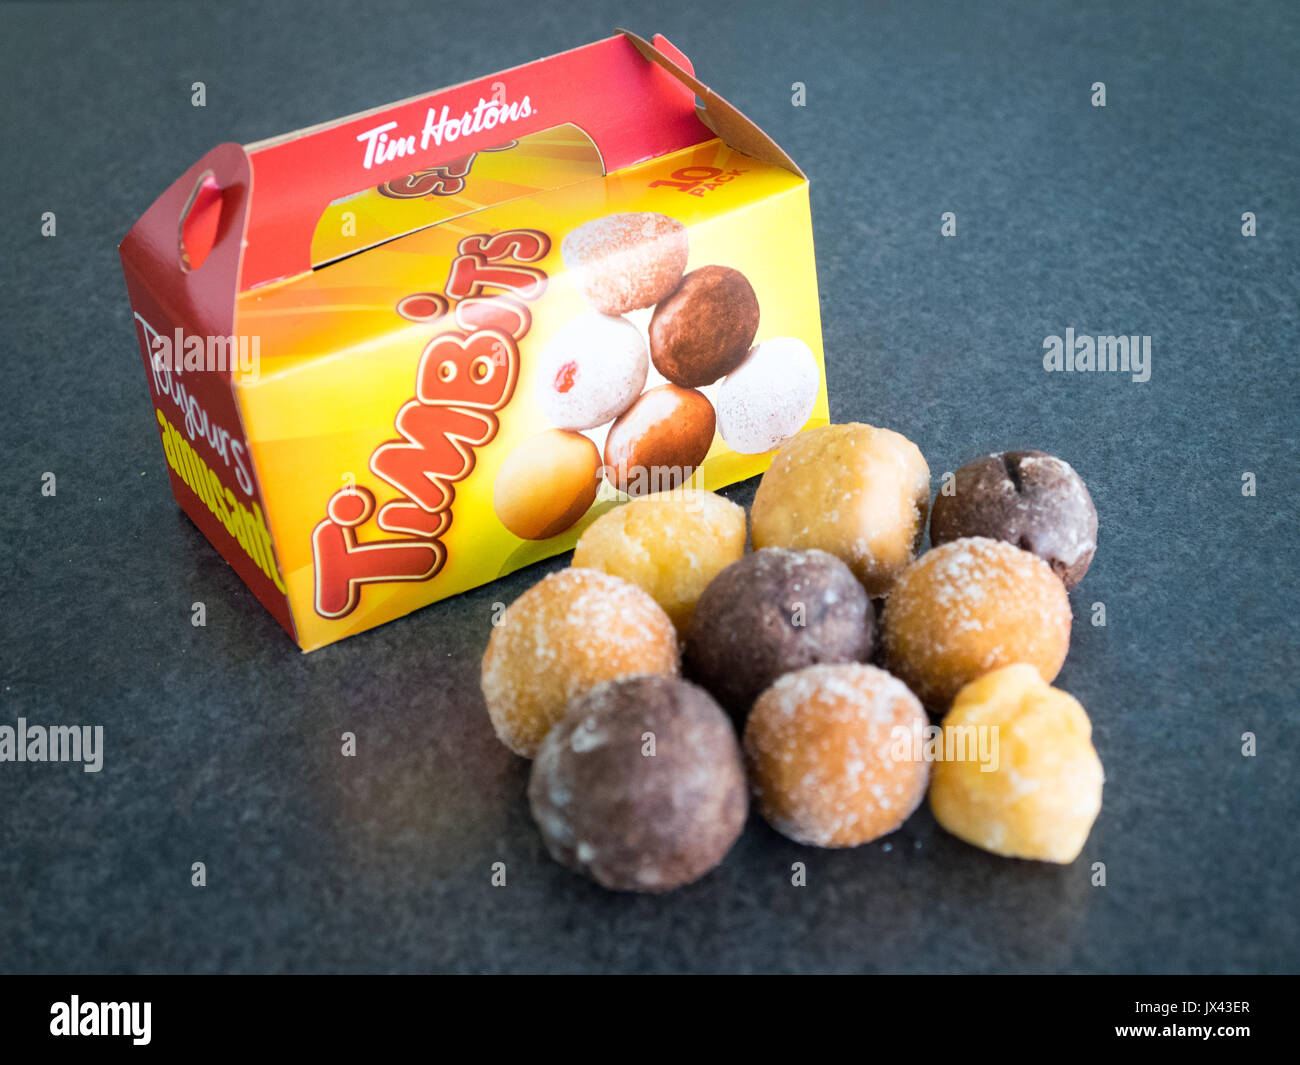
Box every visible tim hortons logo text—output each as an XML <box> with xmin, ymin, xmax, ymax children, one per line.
<box><xmin>311</xmin><ymin>229</ymin><xmax>550</xmax><ymax>620</ymax></box>
<box><xmin>356</xmin><ymin>86</ymin><xmax>533</xmax><ymax>170</ymax></box>
<box><xmin>376</xmin><ymin>142</ymin><xmax>518</xmax><ymax>199</ymax></box>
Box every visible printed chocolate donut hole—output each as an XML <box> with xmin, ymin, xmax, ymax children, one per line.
<box><xmin>649</xmin><ymin>266</ymin><xmax>760</xmax><ymax>388</ymax></box>
<box><xmin>602</xmin><ymin>384</ymin><xmax>715</xmax><ymax>496</ymax></box>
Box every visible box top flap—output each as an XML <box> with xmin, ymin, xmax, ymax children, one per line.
<box><xmin>241</xmin><ymin>33</ymin><xmax>719</xmax><ymax>289</ymax></box>
<box><xmin>119</xmin><ymin>31</ymin><xmax>806</xmax><ymax>353</ymax></box>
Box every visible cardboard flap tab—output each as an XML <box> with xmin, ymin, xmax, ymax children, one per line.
<box><xmin>620</xmin><ymin>30</ymin><xmax>805</xmax><ymax>179</ymax></box>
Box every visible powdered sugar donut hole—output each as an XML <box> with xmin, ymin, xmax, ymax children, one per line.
<box><xmin>717</xmin><ymin>337</ymin><xmax>819</xmax><ymax>454</ymax></box>
<box><xmin>535</xmin><ymin>312</ymin><xmax>648</xmax><ymax>430</ymax></box>
<box><xmin>561</xmin><ymin>212</ymin><xmax>689</xmax><ymax>315</ymax></box>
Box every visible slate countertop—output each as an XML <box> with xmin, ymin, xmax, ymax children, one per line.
<box><xmin>1</xmin><ymin>0</ymin><xmax>1296</xmax><ymax>973</ymax></box>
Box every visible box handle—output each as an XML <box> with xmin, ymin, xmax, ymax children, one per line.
<box><xmin>120</xmin><ymin>142</ymin><xmax>251</xmax><ymax>339</ymax></box>
<box><xmin>179</xmin><ymin>171</ymin><xmax>227</xmax><ymax>273</ymax></box>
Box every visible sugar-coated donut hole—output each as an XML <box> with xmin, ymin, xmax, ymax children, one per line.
<box><xmin>882</xmin><ymin>537</ymin><xmax>1072</xmax><ymax>713</ymax></box>
<box><xmin>480</xmin><ymin>568</ymin><xmax>679</xmax><ymax>757</ymax></box>
<box><xmin>744</xmin><ymin>662</ymin><xmax>930</xmax><ymax>848</ymax></box>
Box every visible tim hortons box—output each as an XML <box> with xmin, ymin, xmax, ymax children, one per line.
<box><xmin>119</xmin><ymin>31</ymin><xmax>827</xmax><ymax>651</ymax></box>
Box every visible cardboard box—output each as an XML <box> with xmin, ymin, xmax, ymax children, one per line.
<box><xmin>119</xmin><ymin>31</ymin><xmax>827</xmax><ymax>651</ymax></box>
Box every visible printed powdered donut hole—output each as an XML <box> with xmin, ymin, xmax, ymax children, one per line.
<box><xmin>717</xmin><ymin>337</ymin><xmax>820</xmax><ymax>454</ymax></box>
<box><xmin>561</xmin><ymin>212</ymin><xmax>689</xmax><ymax>315</ymax></box>
<box><xmin>535</xmin><ymin>312</ymin><xmax>648</xmax><ymax>430</ymax></box>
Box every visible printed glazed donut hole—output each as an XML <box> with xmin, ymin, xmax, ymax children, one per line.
<box><xmin>685</xmin><ymin>548</ymin><xmax>876</xmax><ymax>720</ymax></box>
<box><xmin>930</xmin><ymin>450</ymin><xmax>1098</xmax><ymax>589</ymax></box>
<box><xmin>572</xmin><ymin>490</ymin><xmax>746</xmax><ymax>634</ymax></box>
<box><xmin>602</xmin><ymin>384</ymin><xmax>716</xmax><ymax>496</ymax></box>
<box><xmin>929</xmin><ymin>665</ymin><xmax>1104</xmax><ymax>863</ymax></box>
<box><xmin>750</xmin><ymin>423</ymin><xmax>932</xmax><ymax>597</ymax></box>
<box><xmin>480</xmin><ymin>568</ymin><xmax>679</xmax><ymax>758</ymax></box>
<box><xmin>744</xmin><ymin>663</ymin><xmax>930</xmax><ymax>848</ymax></box>
<box><xmin>561</xmin><ymin>212</ymin><xmax>689</xmax><ymax>315</ymax></box>
<box><xmin>882</xmin><ymin>537</ymin><xmax>1072</xmax><ymax>713</ymax></box>
<box><xmin>649</xmin><ymin>266</ymin><xmax>760</xmax><ymax>388</ymax></box>
<box><xmin>493</xmin><ymin>429</ymin><xmax>600</xmax><ymax>540</ymax></box>
<box><xmin>528</xmin><ymin>674</ymin><xmax>747</xmax><ymax>893</ymax></box>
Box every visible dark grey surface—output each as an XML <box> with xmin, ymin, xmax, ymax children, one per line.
<box><xmin>2</xmin><ymin>0</ymin><xmax>1297</xmax><ymax>974</ymax></box>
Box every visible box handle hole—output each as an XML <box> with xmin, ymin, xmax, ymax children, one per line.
<box><xmin>179</xmin><ymin>172</ymin><xmax>225</xmax><ymax>273</ymax></box>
